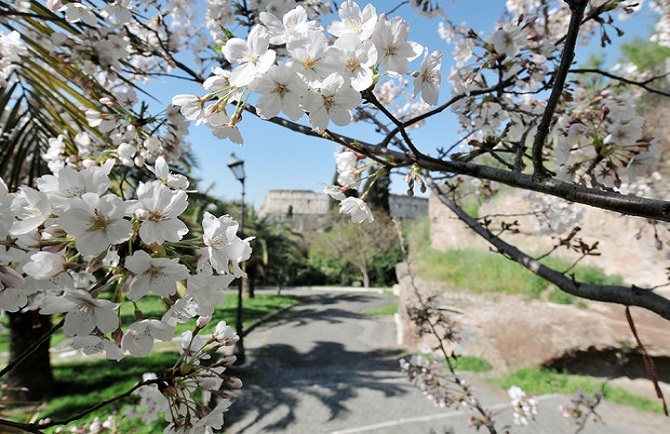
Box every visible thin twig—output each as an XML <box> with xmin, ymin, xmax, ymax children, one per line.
<box><xmin>394</xmin><ymin>221</ymin><xmax>498</xmax><ymax>433</ymax></box>
<box><xmin>625</xmin><ymin>307</ymin><xmax>669</xmax><ymax>416</ymax></box>
<box><xmin>569</xmin><ymin>68</ymin><xmax>670</xmax><ymax>98</ymax></box>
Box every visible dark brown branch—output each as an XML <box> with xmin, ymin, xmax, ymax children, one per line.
<box><xmin>394</xmin><ymin>222</ymin><xmax>498</xmax><ymax>433</ymax></box>
<box><xmin>416</xmin><ymin>156</ymin><xmax>670</xmax><ymax>222</ymax></box>
<box><xmin>0</xmin><ymin>419</ymin><xmax>44</xmax><ymax>434</ymax></box>
<box><xmin>241</xmin><ymin>104</ymin><xmax>407</xmax><ymax>164</ymax></box>
<box><xmin>426</xmin><ymin>175</ymin><xmax>670</xmax><ymax>321</ymax></box>
<box><xmin>22</xmin><ymin>378</ymin><xmax>162</xmax><ymax>431</ymax></box>
<box><xmin>569</xmin><ymin>68</ymin><xmax>670</xmax><ymax>98</ymax></box>
<box><xmin>531</xmin><ymin>0</ymin><xmax>588</xmax><ymax>178</ymax></box>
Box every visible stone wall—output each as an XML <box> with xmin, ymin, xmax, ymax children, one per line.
<box><xmin>259</xmin><ymin>189</ymin><xmax>429</xmax><ymax>232</ymax></box>
<box><xmin>392</xmin><ymin>272</ymin><xmax>669</xmax><ymax>374</ymax></box>
<box><xmin>259</xmin><ymin>190</ymin><xmax>331</xmax><ymax>218</ymax></box>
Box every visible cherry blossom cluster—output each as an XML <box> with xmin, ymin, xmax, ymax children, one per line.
<box><xmin>551</xmin><ymin>83</ymin><xmax>661</xmax><ymax>188</ymax></box>
<box><xmin>438</xmin><ymin>1</ymin><xmax>660</xmax><ymax>186</ymax></box>
<box><xmin>508</xmin><ymin>385</ymin><xmax>538</xmax><ymax>426</ymax></box>
<box><xmin>172</xmin><ymin>1</ymin><xmax>447</xmax><ymax>222</ymax></box>
<box><xmin>0</xmin><ymin>30</ymin><xmax>26</xmax><ymax>86</ymax></box>
<box><xmin>523</xmin><ymin>191</ymin><xmax>585</xmax><ymax>235</ymax></box>
<box><xmin>0</xmin><ymin>156</ymin><xmax>251</xmax><ymax>430</ymax></box>
<box><xmin>172</xmin><ymin>1</ymin><xmax>442</xmax><ymax>142</ymax></box>
<box><xmin>650</xmin><ymin>0</ymin><xmax>670</xmax><ymax>47</ymax></box>
<box><xmin>124</xmin><ymin>321</ymin><xmax>241</xmax><ymax>433</ymax></box>
<box><xmin>321</xmin><ymin>149</ymin><xmax>375</xmax><ymax>223</ymax></box>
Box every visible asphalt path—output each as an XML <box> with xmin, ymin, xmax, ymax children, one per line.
<box><xmin>224</xmin><ymin>288</ymin><xmax>669</xmax><ymax>434</ymax></box>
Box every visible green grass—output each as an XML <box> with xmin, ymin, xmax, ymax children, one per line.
<box><xmin>363</xmin><ymin>299</ymin><xmax>398</xmax><ymax>316</ymax></box>
<box><xmin>406</xmin><ymin>216</ymin><xmax>623</xmax><ymax>302</ymax></box>
<box><xmin>451</xmin><ymin>355</ymin><xmax>492</xmax><ymax>372</ymax></box>
<box><xmin>0</xmin><ymin>293</ymin><xmax>301</xmax><ymax>355</ymax></box>
<box><xmin>41</xmin><ymin>352</ymin><xmax>180</xmax><ymax>433</ymax></box>
<box><xmin>493</xmin><ymin>367</ymin><xmax>665</xmax><ymax>413</ymax></box>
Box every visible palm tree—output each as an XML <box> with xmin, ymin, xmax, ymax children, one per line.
<box><xmin>237</xmin><ymin>209</ymin><xmax>307</xmax><ymax>297</ymax></box>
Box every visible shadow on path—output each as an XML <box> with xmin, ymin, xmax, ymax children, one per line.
<box><xmin>225</xmin><ymin>291</ymin><xmax>409</xmax><ymax>433</ymax></box>
<box><xmin>227</xmin><ymin>342</ymin><xmax>407</xmax><ymax>432</ymax></box>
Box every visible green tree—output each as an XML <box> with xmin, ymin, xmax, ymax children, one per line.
<box><xmin>242</xmin><ymin>212</ymin><xmax>307</xmax><ymax>297</ymax></box>
<box><xmin>309</xmin><ymin>210</ymin><xmax>400</xmax><ymax>288</ymax></box>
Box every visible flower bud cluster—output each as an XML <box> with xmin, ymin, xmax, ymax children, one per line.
<box><xmin>124</xmin><ymin>322</ymin><xmax>241</xmax><ymax>432</ymax></box>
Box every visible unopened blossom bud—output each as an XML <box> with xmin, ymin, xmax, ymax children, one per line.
<box><xmin>213</xmin><ymin>355</ymin><xmax>237</xmax><ymax>368</ymax></box>
<box><xmin>196</xmin><ymin>315</ymin><xmax>212</xmax><ymax>329</ymax></box>
<box><xmin>226</xmin><ymin>376</ymin><xmax>243</xmax><ymax>389</ymax></box>
<box><xmin>99</xmin><ymin>96</ymin><xmax>115</xmax><ymax>107</ymax></box>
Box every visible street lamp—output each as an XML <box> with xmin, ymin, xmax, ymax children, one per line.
<box><xmin>227</xmin><ymin>153</ymin><xmax>247</xmax><ymax>366</ymax></box>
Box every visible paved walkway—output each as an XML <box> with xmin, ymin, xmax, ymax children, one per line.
<box><xmin>225</xmin><ymin>288</ymin><xmax>669</xmax><ymax>434</ymax></box>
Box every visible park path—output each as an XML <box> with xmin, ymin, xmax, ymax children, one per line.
<box><xmin>224</xmin><ymin>288</ymin><xmax>669</xmax><ymax>434</ymax></box>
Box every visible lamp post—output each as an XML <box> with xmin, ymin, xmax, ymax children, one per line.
<box><xmin>227</xmin><ymin>153</ymin><xmax>246</xmax><ymax>366</ymax></box>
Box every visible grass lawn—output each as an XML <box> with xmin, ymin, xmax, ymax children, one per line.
<box><xmin>0</xmin><ymin>293</ymin><xmax>301</xmax><ymax>355</ymax></box>
<box><xmin>406</xmin><ymin>217</ymin><xmax>622</xmax><ymax>303</ymax></box>
<box><xmin>493</xmin><ymin>366</ymin><xmax>666</xmax><ymax>414</ymax></box>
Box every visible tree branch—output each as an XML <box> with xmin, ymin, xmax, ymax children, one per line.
<box><xmin>531</xmin><ymin>0</ymin><xmax>588</xmax><ymax>178</ymax></box>
<box><xmin>569</xmin><ymin>68</ymin><xmax>670</xmax><ymax>98</ymax></box>
<box><xmin>24</xmin><ymin>378</ymin><xmax>162</xmax><ymax>431</ymax></box>
<box><xmin>426</xmin><ymin>175</ymin><xmax>670</xmax><ymax>321</ymax></box>
<box><xmin>417</xmin><ymin>156</ymin><xmax>670</xmax><ymax>222</ymax></box>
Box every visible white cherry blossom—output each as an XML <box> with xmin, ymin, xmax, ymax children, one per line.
<box><xmin>40</xmin><ymin>289</ymin><xmax>120</xmax><ymax>337</ymax></box>
<box><xmin>124</xmin><ymin>250</ymin><xmax>190</xmax><ymax>300</ymax></box>
<box><xmin>373</xmin><ymin>16</ymin><xmax>422</xmax><ymax>76</ymax></box>
<box><xmin>121</xmin><ymin>319</ymin><xmax>175</xmax><ymax>357</ymax></box>
<box><xmin>58</xmin><ymin>193</ymin><xmax>133</xmax><ymax>257</ymax></box>
<box><xmin>10</xmin><ymin>186</ymin><xmax>52</xmax><ymax>237</ymax></box>
<box><xmin>326</xmin><ymin>33</ymin><xmax>377</xmax><ymax>92</ymax></box>
<box><xmin>187</xmin><ymin>272</ymin><xmax>235</xmax><ymax>317</ymax></box>
<box><xmin>339</xmin><ymin>197</ymin><xmax>374</xmax><ymax>223</ymax></box>
<box><xmin>304</xmin><ymin>73</ymin><xmax>362</xmax><ymax>131</ymax></box>
<box><xmin>413</xmin><ymin>50</ymin><xmax>442</xmax><ymax>105</ymax></box>
<box><xmin>250</xmin><ymin>62</ymin><xmax>309</xmax><ymax>121</ymax></box>
<box><xmin>202</xmin><ymin>212</ymin><xmax>252</xmax><ymax>277</ymax></box>
<box><xmin>223</xmin><ymin>25</ymin><xmax>276</xmax><ymax>87</ymax></box>
<box><xmin>260</xmin><ymin>5</ymin><xmax>320</xmax><ymax>45</ymax></box>
<box><xmin>327</xmin><ymin>1</ymin><xmax>377</xmax><ymax>41</ymax></box>
<box><xmin>133</xmin><ymin>181</ymin><xmax>189</xmax><ymax>245</ymax></box>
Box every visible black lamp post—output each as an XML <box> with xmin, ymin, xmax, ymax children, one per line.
<box><xmin>227</xmin><ymin>153</ymin><xmax>246</xmax><ymax>366</ymax></box>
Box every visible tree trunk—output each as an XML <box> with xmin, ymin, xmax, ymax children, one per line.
<box><xmin>242</xmin><ymin>276</ymin><xmax>255</xmax><ymax>299</ymax></box>
<box><xmin>360</xmin><ymin>254</ymin><xmax>370</xmax><ymax>288</ymax></box>
<box><xmin>360</xmin><ymin>266</ymin><xmax>370</xmax><ymax>288</ymax></box>
<box><xmin>5</xmin><ymin>310</ymin><xmax>54</xmax><ymax>402</ymax></box>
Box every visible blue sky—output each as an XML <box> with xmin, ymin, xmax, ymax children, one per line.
<box><xmin>145</xmin><ymin>1</ymin><xmax>658</xmax><ymax>209</ymax></box>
